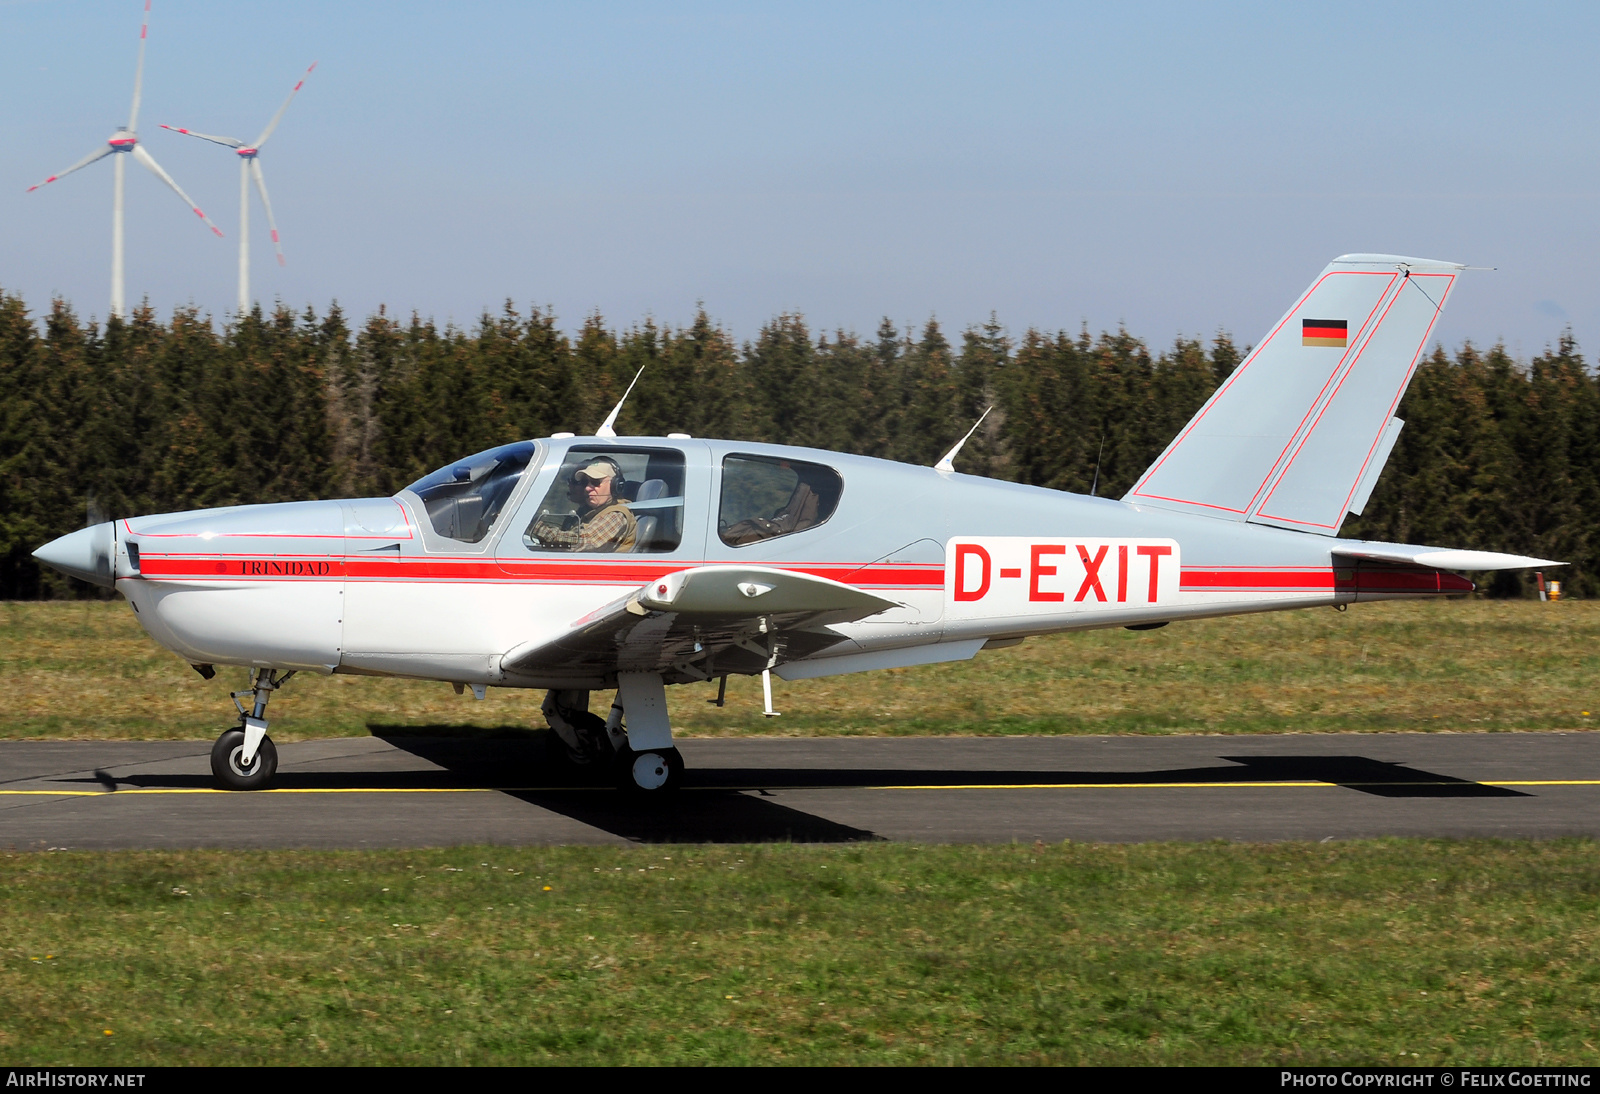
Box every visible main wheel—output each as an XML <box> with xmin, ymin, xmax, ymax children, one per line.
<box><xmin>542</xmin><ymin>711</ymin><xmax>615</xmax><ymax>785</ymax></box>
<box><xmin>617</xmin><ymin>747</ymin><xmax>683</xmax><ymax>793</ymax></box>
<box><xmin>210</xmin><ymin>728</ymin><xmax>278</xmax><ymax>791</ymax></box>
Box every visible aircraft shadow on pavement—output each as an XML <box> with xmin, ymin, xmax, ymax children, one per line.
<box><xmin>1216</xmin><ymin>756</ymin><xmax>1528</xmax><ymax>798</ymax></box>
<box><xmin>370</xmin><ymin>732</ymin><xmax>880</xmax><ymax>844</ymax></box>
<box><xmin>63</xmin><ymin>735</ymin><xmax>1526</xmax><ymax>846</ymax></box>
<box><xmin>78</xmin><ymin>749</ymin><xmax>1526</xmax><ymax>799</ymax></box>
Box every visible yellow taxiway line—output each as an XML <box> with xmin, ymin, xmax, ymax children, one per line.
<box><xmin>2</xmin><ymin>779</ymin><xmax>1599</xmax><ymax>796</ymax></box>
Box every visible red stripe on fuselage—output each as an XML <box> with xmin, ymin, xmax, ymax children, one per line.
<box><xmin>132</xmin><ymin>553</ymin><xmax>1468</xmax><ymax>596</ymax></box>
<box><xmin>1179</xmin><ymin>567</ymin><xmax>1468</xmax><ymax>594</ymax></box>
<box><xmin>134</xmin><ymin>553</ymin><xmax>948</xmax><ymax>589</ymax></box>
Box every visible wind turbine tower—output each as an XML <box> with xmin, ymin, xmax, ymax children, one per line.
<box><xmin>164</xmin><ymin>63</ymin><xmax>316</xmax><ymax>314</ymax></box>
<box><xmin>26</xmin><ymin>1</ymin><xmax>224</xmax><ymax>318</ymax></box>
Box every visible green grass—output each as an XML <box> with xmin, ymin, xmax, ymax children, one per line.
<box><xmin>2</xmin><ymin>840</ymin><xmax>1598</xmax><ymax>1065</ymax></box>
<box><xmin>1</xmin><ymin>599</ymin><xmax>1595</xmax><ymax>740</ymax></box>
<box><xmin>5</xmin><ymin>602</ymin><xmax>1597</xmax><ymax>1065</ymax></box>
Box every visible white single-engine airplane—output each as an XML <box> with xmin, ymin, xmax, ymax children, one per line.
<box><xmin>35</xmin><ymin>255</ymin><xmax>1557</xmax><ymax>793</ymax></box>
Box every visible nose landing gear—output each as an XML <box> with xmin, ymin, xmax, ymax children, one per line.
<box><xmin>211</xmin><ymin>669</ymin><xmax>293</xmax><ymax>790</ymax></box>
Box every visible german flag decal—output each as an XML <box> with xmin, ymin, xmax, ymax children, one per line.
<box><xmin>1302</xmin><ymin>319</ymin><xmax>1348</xmax><ymax>348</ymax></box>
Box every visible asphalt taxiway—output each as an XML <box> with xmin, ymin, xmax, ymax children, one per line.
<box><xmin>2</xmin><ymin>732</ymin><xmax>1597</xmax><ymax>849</ymax></box>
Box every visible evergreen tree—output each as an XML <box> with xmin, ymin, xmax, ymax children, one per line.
<box><xmin>0</xmin><ymin>291</ymin><xmax>1590</xmax><ymax>598</ymax></box>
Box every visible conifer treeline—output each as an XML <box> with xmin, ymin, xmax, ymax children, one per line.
<box><xmin>1</xmin><ymin>291</ymin><xmax>1594</xmax><ymax>598</ymax></box>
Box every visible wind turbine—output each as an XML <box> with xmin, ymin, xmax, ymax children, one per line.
<box><xmin>162</xmin><ymin>63</ymin><xmax>316</xmax><ymax>314</ymax></box>
<box><xmin>26</xmin><ymin>1</ymin><xmax>224</xmax><ymax>319</ymax></box>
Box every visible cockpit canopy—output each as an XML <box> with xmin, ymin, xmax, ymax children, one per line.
<box><xmin>407</xmin><ymin>441</ymin><xmax>537</xmax><ymax>543</ymax></box>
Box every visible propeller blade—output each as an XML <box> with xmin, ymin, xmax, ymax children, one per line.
<box><xmin>249</xmin><ymin>159</ymin><xmax>285</xmax><ymax>265</ymax></box>
<box><xmin>160</xmin><ymin>125</ymin><xmax>243</xmax><ymax>149</ymax></box>
<box><xmin>27</xmin><ymin>145</ymin><xmax>114</xmax><ymax>192</ymax></box>
<box><xmin>252</xmin><ymin>61</ymin><xmax>316</xmax><ymax>149</ymax></box>
<box><xmin>128</xmin><ymin>0</ymin><xmax>152</xmax><ymax>132</ymax></box>
<box><xmin>131</xmin><ymin>144</ymin><xmax>224</xmax><ymax>236</ymax></box>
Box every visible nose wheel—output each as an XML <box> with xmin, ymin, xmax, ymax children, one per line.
<box><xmin>211</xmin><ymin>668</ymin><xmax>293</xmax><ymax>790</ymax></box>
<box><xmin>211</xmin><ymin>727</ymin><xmax>278</xmax><ymax>790</ymax></box>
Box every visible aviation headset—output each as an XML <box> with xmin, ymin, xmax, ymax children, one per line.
<box><xmin>567</xmin><ymin>456</ymin><xmax>626</xmax><ymax>503</ymax></box>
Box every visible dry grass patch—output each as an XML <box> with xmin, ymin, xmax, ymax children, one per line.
<box><xmin>1</xmin><ymin>598</ymin><xmax>1595</xmax><ymax>740</ymax></box>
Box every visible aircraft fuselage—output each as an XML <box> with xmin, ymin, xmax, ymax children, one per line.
<box><xmin>69</xmin><ymin>435</ymin><xmax>1467</xmax><ymax>690</ymax></box>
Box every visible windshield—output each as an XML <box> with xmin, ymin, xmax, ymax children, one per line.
<box><xmin>408</xmin><ymin>441</ymin><xmax>538</xmax><ymax>543</ymax></box>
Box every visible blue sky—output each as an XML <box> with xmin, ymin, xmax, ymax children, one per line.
<box><xmin>3</xmin><ymin>1</ymin><xmax>1596</xmax><ymax>358</ymax></box>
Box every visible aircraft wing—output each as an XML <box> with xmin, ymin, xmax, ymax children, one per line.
<box><xmin>500</xmin><ymin>565</ymin><xmax>900</xmax><ymax>682</ymax></box>
<box><xmin>1332</xmin><ymin>543</ymin><xmax>1562</xmax><ymax>571</ymax></box>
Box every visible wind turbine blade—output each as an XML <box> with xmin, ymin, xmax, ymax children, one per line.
<box><xmin>249</xmin><ymin>159</ymin><xmax>285</xmax><ymax>265</ymax></box>
<box><xmin>160</xmin><ymin>125</ymin><xmax>243</xmax><ymax>149</ymax></box>
<box><xmin>128</xmin><ymin>0</ymin><xmax>152</xmax><ymax>132</ymax></box>
<box><xmin>131</xmin><ymin>144</ymin><xmax>224</xmax><ymax>236</ymax></box>
<box><xmin>27</xmin><ymin>145</ymin><xmax>114</xmax><ymax>192</ymax></box>
<box><xmin>252</xmin><ymin>61</ymin><xmax>317</xmax><ymax>148</ymax></box>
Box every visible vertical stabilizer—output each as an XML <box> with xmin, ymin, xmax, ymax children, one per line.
<box><xmin>1125</xmin><ymin>254</ymin><xmax>1463</xmax><ymax>535</ymax></box>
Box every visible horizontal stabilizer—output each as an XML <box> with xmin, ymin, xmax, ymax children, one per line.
<box><xmin>1332</xmin><ymin>543</ymin><xmax>1563</xmax><ymax>571</ymax></box>
<box><xmin>1128</xmin><ymin>254</ymin><xmax>1465</xmax><ymax>535</ymax></box>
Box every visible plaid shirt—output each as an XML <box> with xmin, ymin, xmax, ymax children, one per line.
<box><xmin>535</xmin><ymin>502</ymin><xmax>638</xmax><ymax>552</ymax></box>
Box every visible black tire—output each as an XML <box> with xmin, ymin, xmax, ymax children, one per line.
<box><xmin>541</xmin><ymin>730</ymin><xmax>587</xmax><ymax>783</ymax></box>
<box><xmin>542</xmin><ymin>712</ymin><xmax>614</xmax><ymax>784</ymax></box>
<box><xmin>210</xmin><ymin>728</ymin><xmax>278</xmax><ymax>791</ymax></box>
<box><xmin>569</xmin><ymin>710</ymin><xmax>615</xmax><ymax>761</ymax></box>
<box><xmin>616</xmin><ymin>746</ymin><xmax>683</xmax><ymax>793</ymax></box>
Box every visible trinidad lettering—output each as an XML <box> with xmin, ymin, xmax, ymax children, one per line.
<box><xmin>241</xmin><ymin>560</ymin><xmax>333</xmax><ymax>577</ymax></box>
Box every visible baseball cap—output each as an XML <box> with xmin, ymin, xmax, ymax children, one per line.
<box><xmin>571</xmin><ymin>459</ymin><xmax>621</xmax><ymax>484</ymax></box>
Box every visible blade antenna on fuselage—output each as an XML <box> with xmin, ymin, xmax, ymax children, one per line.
<box><xmin>595</xmin><ymin>365</ymin><xmax>645</xmax><ymax>439</ymax></box>
<box><xmin>933</xmin><ymin>406</ymin><xmax>992</xmax><ymax>473</ymax></box>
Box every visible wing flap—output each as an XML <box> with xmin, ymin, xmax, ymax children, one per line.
<box><xmin>501</xmin><ymin>566</ymin><xmax>900</xmax><ymax>682</ymax></box>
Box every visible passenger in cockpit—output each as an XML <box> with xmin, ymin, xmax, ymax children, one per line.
<box><xmin>529</xmin><ymin>458</ymin><xmax>639</xmax><ymax>552</ymax></box>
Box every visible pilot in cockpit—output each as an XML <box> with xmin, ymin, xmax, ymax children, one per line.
<box><xmin>527</xmin><ymin>457</ymin><xmax>638</xmax><ymax>552</ymax></box>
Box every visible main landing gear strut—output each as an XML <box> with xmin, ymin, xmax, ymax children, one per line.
<box><xmin>542</xmin><ymin>671</ymin><xmax>683</xmax><ymax>793</ymax></box>
<box><xmin>211</xmin><ymin>668</ymin><xmax>294</xmax><ymax>791</ymax></box>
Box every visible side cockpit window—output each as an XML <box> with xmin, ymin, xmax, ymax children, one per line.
<box><xmin>719</xmin><ymin>454</ymin><xmax>842</xmax><ymax>547</ymax></box>
<box><xmin>408</xmin><ymin>441</ymin><xmax>538</xmax><ymax>544</ymax></box>
<box><xmin>522</xmin><ymin>447</ymin><xmax>687</xmax><ymax>554</ymax></box>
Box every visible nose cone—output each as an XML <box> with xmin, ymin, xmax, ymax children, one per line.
<box><xmin>34</xmin><ymin>522</ymin><xmax>116</xmax><ymax>588</ymax></box>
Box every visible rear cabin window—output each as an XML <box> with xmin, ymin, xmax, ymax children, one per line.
<box><xmin>718</xmin><ymin>454</ymin><xmax>842</xmax><ymax>547</ymax></box>
<box><xmin>521</xmin><ymin>447</ymin><xmax>687</xmax><ymax>554</ymax></box>
<box><xmin>408</xmin><ymin>441</ymin><xmax>537</xmax><ymax>544</ymax></box>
